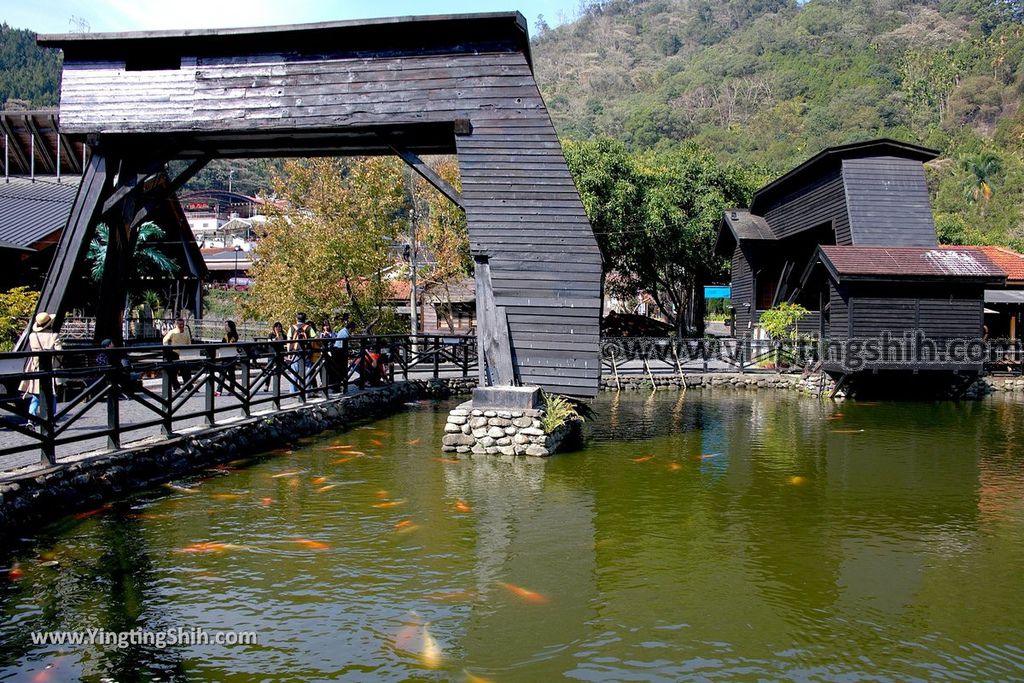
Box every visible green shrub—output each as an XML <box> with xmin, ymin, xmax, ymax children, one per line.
<box><xmin>758</xmin><ymin>302</ymin><xmax>810</xmax><ymax>341</ymax></box>
<box><xmin>0</xmin><ymin>286</ymin><xmax>39</xmax><ymax>351</ymax></box>
<box><xmin>541</xmin><ymin>392</ymin><xmax>586</xmax><ymax>433</ymax></box>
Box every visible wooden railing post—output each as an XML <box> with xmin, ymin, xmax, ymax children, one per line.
<box><xmin>106</xmin><ymin>365</ymin><xmax>121</xmax><ymax>451</ymax></box>
<box><xmin>402</xmin><ymin>337</ymin><xmax>409</xmax><ymax>381</ymax></box>
<box><xmin>38</xmin><ymin>353</ymin><xmax>56</xmax><ymax>467</ymax></box>
<box><xmin>272</xmin><ymin>345</ymin><xmax>283</xmax><ymax>410</ymax></box>
<box><xmin>319</xmin><ymin>346</ymin><xmax>329</xmax><ymax>396</ymax></box>
<box><xmin>240</xmin><ymin>351</ymin><xmax>251</xmax><ymax>418</ymax></box>
<box><xmin>298</xmin><ymin>343</ymin><xmax>308</xmax><ymax>404</ymax></box>
<box><xmin>462</xmin><ymin>339</ymin><xmax>469</xmax><ymax>377</ymax></box>
<box><xmin>161</xmin><ymin>364</ymin><xmax>173</xmax><ymax>435</ymax></box>
<box><xmin>204</xmin><ymin>346</ymin><xmax>216</xmax><ymax>426</ymax></box>
<box><xmin>433</xmin><ymin>336</ymin><xmax>440</xmax><ymax>379</ymax></box>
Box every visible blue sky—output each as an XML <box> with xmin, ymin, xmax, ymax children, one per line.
<box><xmin>4</xmin><ymin>0</ymin><xmax>580</xmax><ymax>36</ymax></box>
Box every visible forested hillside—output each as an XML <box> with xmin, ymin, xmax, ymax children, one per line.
<box><xmin>535</xmin><ymin>0</ymin><xmax>1024</xmax><ymax>247</ymax></box>
<box><xmin>0</xmin><ymin>24</ymin><xmax>60</xmax><ymax>109</ymax></box>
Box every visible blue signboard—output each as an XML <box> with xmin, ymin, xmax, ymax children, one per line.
<box><xmin>704</xmin><ymin>285</ymin><xmax>731</xmax><ymax>299</ymax></box>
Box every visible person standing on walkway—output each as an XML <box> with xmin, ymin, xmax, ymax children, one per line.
<box><xmin>216</xmin><ymin>320</ymin><xmax>240</xmax><ymax>396</ymax></box>
<box><xmin>162</xmin><ymin>317</ymin><xmax>193</xmax><ymax>391</ymax></box>
<box><xmin>288</xmin><ymin>312</ymin><xmax>315</xmax><ymax>392</ymax></box>
<box><xmin>20</xmin><ymin>312</ymin><xmax>62</xmax><ymax>423</ymax></box>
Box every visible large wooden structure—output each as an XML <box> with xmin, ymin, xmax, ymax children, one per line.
<box><xmin>716</xmin><ymin>139</ymin><xmax>1005</xmax><ymax>378</ymax></box>
<box><xmin>39</xmin><ymin>12</ymin><xmax>602</xmax><ymax>396</ymax></box>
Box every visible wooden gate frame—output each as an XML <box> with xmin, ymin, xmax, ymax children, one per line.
<box><xmin>38</xmin><ymin>12</ymin><xmax>602</xmax><ymax>396</ymax></box>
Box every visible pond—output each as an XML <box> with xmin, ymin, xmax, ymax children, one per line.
<box><xmin>1</xmin><ymin>391</ymin><xmax>1023</xmax><ymax>681</ymax></box>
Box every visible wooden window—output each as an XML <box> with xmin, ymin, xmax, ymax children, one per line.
<box><xmin>756</xmin><ymin>271</ymin><xmax>777</xmax><ymax>311</ymax></box>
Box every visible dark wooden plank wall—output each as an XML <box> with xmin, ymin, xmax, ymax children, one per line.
<box><xmin>731</xmin><ymin>244</ymin><xmax>755</xmax><ymax>332</ymax></box>
<box><xmin>830</xmin><ymin>282</ymin><xmax>850</xmax><ymax>339</ymax></box>
<box><xmin>761</xmin><ymin>168</ymin><xmax>849</xmax><ymax>242</ymax></box>
<box><xmin>56</xmin><ymin>49</ymin><xmax>602</xmax><ymax>396</ymax></box>
<box><xmin>842</xmin><ymin>157</ymin><xmax>937</xmax><ymax>247</ymax></box>
<box><xmin>846</xmin><ymin>292</ymin><xmax>982</xmax><ymax>339</ymax></box>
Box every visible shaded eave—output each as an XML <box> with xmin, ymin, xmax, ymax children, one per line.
<box><xmin>714</xmin><ymin>210</ymin><xmax>776</xmax><ymax>258</ymax></box>
<box><xmin>750</xmin><ymin>138</ymin><xmax>939</xmax><ymax>214</ymax></box>
<box><xmin>39</xmin><ymin>12</ymin><xmax>533</xmax><ymax>69</ymax></box>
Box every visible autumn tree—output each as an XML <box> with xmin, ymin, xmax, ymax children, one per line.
<box><xmin>245</xmin><ymin>157</ymin><xmax>408</xmax><ymax>332</ymax></box>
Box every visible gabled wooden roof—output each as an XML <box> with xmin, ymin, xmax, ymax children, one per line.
<box><xmin>751</xmin><ymin>138</ymin><xmax>938</xmax><ymax>214</ymax></box>
<box><xmin>714</xmin><ymin>209</ymin><xmax>776</xmax><ymax>257</ymax></box>
<box><xmin>817</xmin><ymin>245</ymin><xmax>1005</xmax><ymax>283</ymax></box>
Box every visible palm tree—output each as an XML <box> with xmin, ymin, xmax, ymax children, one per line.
<box><xmin>87</xmin><ymin>221</ymin><xmax>179</xmax><ymax>284</ymax></box>
<box><xmin>961</xmin><ymin>152</ymin><xmax>1002</xmax><ymax>206</ymax></box>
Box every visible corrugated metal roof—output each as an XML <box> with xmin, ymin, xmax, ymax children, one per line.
<box><xmin>0</xmin><ymin>176</ymin><xmax>80</xmax><ymax>250</ymax></box>
<box><xmin>819</xmin><ymin>245</ymin><xmax>1005</xmax><ymax>281</ymax></box>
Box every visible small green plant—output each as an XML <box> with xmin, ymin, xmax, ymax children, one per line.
<box><xmin>758</xmin><ymin>302</ymin><xmax>809</xmax><ymax>341</ymax></box>
<box><xmin>0</xmin><ymin>286</ymin><xmax>39</xmax><ymax>351</ymax></box>
<box><xmin>541</xmin><ymin>392</ymin><xmax>586</xmax><ymax>433</ymax></box>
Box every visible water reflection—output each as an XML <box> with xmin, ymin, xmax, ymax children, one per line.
<box><xmin>1</xmin><ymin>393</ymin><xmax>1023</xmax><ymax>681</ymax></box>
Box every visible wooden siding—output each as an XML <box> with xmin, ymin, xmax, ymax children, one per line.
<box><xmin>842</xmin><ymin>157</ymin><xmax>937</xmax><ymax>247</ymax></box>
<box><xmin>761</xmin><ymin>168</ymin><xmax>850</xmax><ymax>243</ymax></box>
<box><xmin>53</xmin><ymin>42</ymin><xmax>602</xmax><ymax>395</ymax></box>
<box><xmin>830</xmin><ymin>282</ymin><xmax>850</xmax><ymax>339</ymax></box>
<box><xmin>731</xmin><ymin>244</ymin><xmax>754</xmax><ymax>331</ymax></box>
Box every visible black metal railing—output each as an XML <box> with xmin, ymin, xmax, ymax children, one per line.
<box><xmin>0</xmin><ymin>334</ymin><xmax>477</xmax><ymax>470</ymax></box>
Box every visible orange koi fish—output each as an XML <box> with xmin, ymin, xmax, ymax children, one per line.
<box><xmin>373</xmin><ymin>500</ymin><xmax>406</xmax><ymax>509</ymax></box>
<box><xmin>370</xmin><ymin>439</ymin><xmax>384</xmax><ymax>447</ymax></box>
<box><xmin>8</xmin><ymin>563</ymin><xmax>23</xmax><ymax>581</ymax></box>
<box><xmin>327</xmin><ymin>444</ymin><xmax>355</xmax><ymax>451</ymax></box>
<box><xmin>72</xmin><ymin>504</ymin><xmax>111</xmax><ymax>520</ymax></box>
<box><xmin>667</xmin><ymin>463</ymin><xmax>683</xmax><ymax>471</ymax></box>
<box><xmin>394</xmin><ymin>519</ymin><xmax>416</xmax><ymax>530</ymax></box>
<box><xmin>788</xmin><ymin>476</ymin><xmax>809</xmax><ymax>486</ymax></box>
<box><xmin>311</xmin><ymin>476</ymin><xmax>328</xmax><ymax>485</ymax></box>
<box><xmin>271</xmin><ymin>471</ymin><xmax>301</xmax><ymax>478</ymax></box>
<box><xmin>408</xmin><ymin>438</ymin><xmax>421</xmax><ymax>445</ymax></box>
<box><xmin>30</xmin><ymin>657</ymin><xmax>65</xmax><ymax>683</ymax></box>
<box><xmin>499</xmin><ymin>581</ymin><xmax>549</xmax><ymax>604</ymax></box>
<box><xmin>317</xmin><ymin>485</ymin><xmax>337</xmax><ymax>493</ymax></box>
<box><xmin>260</xmin><ymin>497</ymin><xmax>274</xmax><ymax>506</ymax></box>
<box><xmin>453</xmin><ymin>500</ymin><xmax>472</xmax><ymax>513</ymax></box>
<box><xmin>375</xmin><ymin>490</ymin><xmax>390</xmax><ymax>499</ymax></box>
<box><xmin>176</xmin><ymin>542</ymin><xmax>243</xmax><ymax>554</ymax></box>
<box><xmin>631</xmin><ymin>456</ymin><xmax>654</xmax><ymax>463</ymax></box>
<box><xmin>294</xmin><ymin>539</ymin><xmax>330</xmax><ymax>550</ymax></box>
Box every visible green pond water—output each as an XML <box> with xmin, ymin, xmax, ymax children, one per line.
<box><xmin>2</xmin><ymin>392</ymin><xmax>1024</xmax><ymax>682</ymax></box>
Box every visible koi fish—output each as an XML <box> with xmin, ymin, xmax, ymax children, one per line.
<box><xmin>317</xmin><ymin>485</ymin><xmax>337</xmax><ymax>493</ymax></box>
<box><xmin>434</xmin><ymin>457</ymin><xmax>461</xmax><ymax>464</ymax></box>
<box><xmin>394</xmin><ymin>618</ymin><xmax>442</xmax><ymax>669</ymax></box>
<box><xmin>831</xmin><ymin>429</ymin><xmax>865</xmax><ymax>434</ymax></box>
<box><xmin>394</xmin><ymin>519</ymin><xmax>417</xmax><ymax>531</ymax></box>
<box><xmin>176</xmin><ymin>542</ymin><xmax>243</xmax><ymax>554</ymax></box>
<box><xmin>408</xmin><ymin>439</ymin><xmax>421</xmax><ymax>445</ymax></box>
<box><xmin>498</xmin><ymin>581</ymin><xmax>549</xmax><ymax>604</ymax></box>
<box><xmin>311</xmin><ymin>476</ymin><xmax>328</xmax><ymax>485</ymax></box>
<box><xmin>453</xmin><ymin>500</ymin><xmax>472</xmax><ymax>513</ymax></box>
<box><xmin>260</xmin><ymin>497</ymin><xmax>274</xmax><ymax>506</ymax></box>
<box><xmin>72</xmin><ymin>504</ymin><xmax>110</xmax><ymax>520</ymax></box>
<box><xmin>293</xmin><ymin>539</ymin><xmax>330</xmax><ymax>550</ymax></box>
<box><xmin>210</xmin><ymin>493</ymin><xmax>243</xmax><ymax>501</ymax></box>
<box><xmin>427</xmin><ymin>589</ymin><xmax>478</xmax><ymax>602</ymax></box>
<box><xmin>700</xmin><ymin>453</ymin><xmax>721</xmax><ymax>460</ymax></box>
<box><xmin>788</xmin><ymin>476</ymin><xmax>809</xmax><ymax>486</ymax></box>
<box><xmin>271</xmin><ymin>471</ymin><xmax>301</xmax><ymax>478</ymax></box>
<box><xmin>130</xmin><ymin>513</ymin><xmax>164</xmax><ymax>520</ymax></box>
<box><xmin>327</xmin><ymin>444</ymin><xmax>354</xmax><ymax>451</ymax></box>
<box><xmin>370</xmin><ymin>439</ymin><xmax>384</xmax><ymax>447</ymax></box>
<box><xmin>372</xmin><ymin>430</ymin><xmax>389</xmax><ymax>436</ymax></box>
<box><xmin>7</xmin><ymin>563</ymin><xmax>23</xmax><ymax>581</ymax></box>
<box><xmin>373</xmin><ymin>500</ymin><xmax>406</xmax><ymax>509</ymax></box>
<box><xmin>164</xmin><ymin>483</ymin><xmax>199</xmax><ymax>494</ymax></box>
<box><xmin>631</xmin><ymin>456</ymin><xmax>654</xmax><ymax>463</ymax></box>
<box><xmin>375</xmin><ymin>490</ymin><xmax>390</xmax><ymax>499</ymax></box>
<box><xmin>667</xmin><ymin>463</ymin><xmax>683</xmax><ymax>471</ymax></box>
<box><xmin>30</xmin><ymin>657</ymin><xmax>65</xmax><ymax>683</ymax></box>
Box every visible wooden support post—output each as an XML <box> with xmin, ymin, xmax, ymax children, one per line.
<box><xmin>272</xmin><ymin>347</ymin><xmax>282</xmax><ymax>409</ymax></box>
<box><xmin>161</xmin><ymin>366</ymin><xmax>173</xmax><ymax>435</ymax></box>
<box><xmin>106</xmin><ymin>367</ymin><xmax>121</xmax><ymax>451</ymax></box>
<box><xmin>642</xmin><ymin>356</ymin><xmax>658</xmax><ymax>391</ymax></box>
<box><xmin>474</xmin><ymin>255</ymin><xmax>515</xmax><ymax>386</ymax></box>
<box><xmin>610</xmin><ymin>347</ymin><xmax>622</xmax><ymax>391</ymax></box>
<box><xmin>240</xmin><ymin>352</ymin><xmax>251</xmax><ymax>417</ymax></box>
<box><xmin>204</xmin><ymin>347</ymin><xmax>216</xmax><ymax>426</ymax></box>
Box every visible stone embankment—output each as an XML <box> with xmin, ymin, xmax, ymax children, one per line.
<box><xmin>0</xmin><ymin>377</ymin><xmax>476</xmax><ymax>539</ymax></box>
<box><xmin>601</xmin><ymin>372</ymin><xmax>835</xmax><ymax>395</ymax></box>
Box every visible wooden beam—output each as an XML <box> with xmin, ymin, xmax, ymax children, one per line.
<box><xmin>101</xmin><ymin>157</ymin><xmax>168</xmax><ymax>215</ymax></box>
<box><xmin>0</xmin><ymin>116</ymin><xmax>30</xmax><ymax>174</ymax></box>
<box><xmin>474</xmin><ymin>256</ymin><xmax>515</xmax><ymax>386</ymax></box>
<box><xmin>36</xmin><ymin>152</ymin><xmax>113</xmax><ymax>329</ymax></box>
<box><xmin>384</xmin><ymin>138</ymin><xmax>464</xmax><ymax>210</ymax></box>
<box><xmin>23</xmin><ymin>114</ymin><xmax>56</xmax><ymax>174</ymax></box>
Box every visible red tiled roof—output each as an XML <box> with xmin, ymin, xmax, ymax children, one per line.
<box><xmin>939</xmin><ymin>245</ymin><xmax>1024</xmax><ymax>282</ymax></box>
<box><xmin>819</xmin><ymin>245</ymin><xmax>1005</xmax><ymax>280</ymax></box>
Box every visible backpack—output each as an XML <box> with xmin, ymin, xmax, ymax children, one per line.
<box><xmin>290</xmin><ymin>322</ymin><xmax>312</xmax><ymax>341</ymax></box>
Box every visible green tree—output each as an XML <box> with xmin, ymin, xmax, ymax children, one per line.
<box><xmin>0</xmin><ymin>286</ymin><xmax>39</xmax><ymax>351</ymax></box>
<box><xmin>564</xmin><ymin>137</ymin><xmax>765</xmax><ymax>335</ymax></box>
